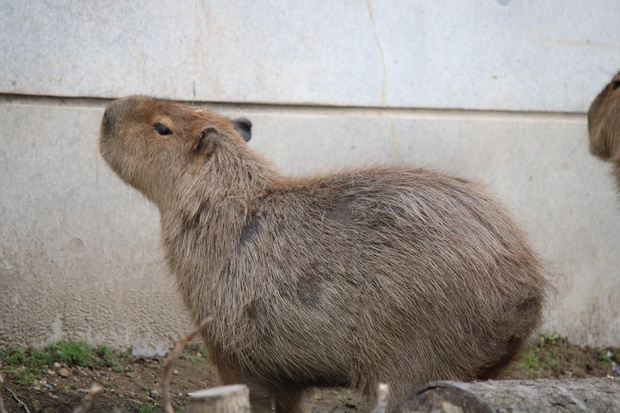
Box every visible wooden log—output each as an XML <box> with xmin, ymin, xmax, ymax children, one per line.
<box><xmin>399</xmin><ymin>377</ymin><xmax>620</xmax><ymax>413</ymax></box>
<box><xmin>187</xmin><ymin>384</ymin><xmax>250</xmax><ymax>413</ymax></box>
<box><xmin>372</xmin><ymin>383</ymin><xmax>390</xmax><ymax>413</ymax></box>
<box><xmin>0</xmin><ymin>374</ymin><xmax>7</xmax><ymax>413</ymax></box>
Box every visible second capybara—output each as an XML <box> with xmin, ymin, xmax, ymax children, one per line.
<box><xmin>99</xmin><ymin>96</ymin><xmax>549</xmax><ymax>412</ymax></box>
<box><xmin>588</xmin><ymin>71</ymin><xmax>620</xmax><ymax>189</ymax></box>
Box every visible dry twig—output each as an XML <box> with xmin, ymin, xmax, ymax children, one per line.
<box><xmin>371</xmin><ymin>383</ymin><xmax>390</xmax><ymax>413</ymax></box>
<box><xmin>6</xmin><ymin>387</ymin><xmax>30</xmax><ymax>413</ymax></box>
<box><xmin>162</xmin><ymin>318</ymin><xmax>213</xmax><ymax>413</ymax></box>
<box><xmin>72</xmin><ymin>384</ymin><xmax>104</xmax><ymax>413</ymax></box>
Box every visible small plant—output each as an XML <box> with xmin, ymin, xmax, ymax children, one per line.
<box><xmin>0</xmin><ymin>339</ymin><xmax>129</xmax><ymax>386</ymax></box>
<box><xmin>1</xmin><ymin>346</ymin><xmax>55</xmax><ymax>385</ymax></box>
<box><xmin>9</xmin><ymin>366</ymin><xmax>40</xmax><ymax>386</ymax></box>
<box><xmin>138</xmin><ymin>400</ymin><xmax>155</xmax><ymax>413</ymax></box>
<box><xmin>515</xmin><ymin>332</ymin><xmax>567</xmax><ymax>377</ymax></box>
<box><xmin>183</xmin><ymin>354</ymin><xmax>205</xmax><ymax>363</ymax></box>
<box><xmin>139</xmin><ymin>388</ymin><xmax>155</xmax><ymax>413</ymax></box>
<box><xmin>97</xmin><ymin>379</ymin><xmax>115</xmax><ymax>389</ymax></box>
<box><xmin>198</xmin><ymin>347</ymin><xmax>209</xmax><ymax>358</ymax></box>
<box><xmin>48</xmin><ymin>340</ymin><xmax>91</xmax><ymax>366</ymax></box>
<box><xmin>93</xmin><ymin>344</ymin><xmax>128</xmax><ymax>372</ymax></box>
<box><xmin>600</xmin><ymin>350</ymin><xmax>613</xmax><ymax>363</ymax></box>
<box><xmin>538</xmin><ymin>332</ymin><xmax>564</xmax><ymax>345</ymax></box>
<box><xmin>517</xmin><ymin>348</ymin><xmax>540</xmax><ymax>370</ymax></box>
<box><xmin>2</xmin><ymin>346</ymin><xmax>53</xmax><ymax>370</ymax></box>
<box><xmin>2</xmin><ymin>347</ymin><xmax>27</xmax><ymax>364</ymax></box>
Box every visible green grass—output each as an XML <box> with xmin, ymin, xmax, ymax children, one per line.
<box><xmin>47</xmin><ymin>340</ymin><xmax>91</xmax><ymax>366</ymax></box>
<box><xmin>182</xmin><ymin>354</ymin><xmax>205</xmax><ymax>363</ymax></box>
<box><xmin>138</xmin><ymin>400</ymin><xmax>155</xmax><ymax>413</ymax></box>
<box><xmin>599</xmin><ymin>349</ymin><xmax>620</xmax><ymax>364</ymax></box>
<box><xmin>600</xmin><ymin>350</ymin><xmax>613</xmax><ymax>363</ymax></box>
<box><xmin>537</xmin><ymin>332</ymin><xmax>564</xmax><ymax>345</ymax></box>
<box><xmin>517</xmin><ymin>348</ymin><xmax>540</xmax><ymax>370</ymax></box>
<box><xmin>514</xmin><ymin>332</ymin><xmax>620</xmax><ymax>377</ymax></box>
<box><xmin>0</xmin><ymin>339</ymin><xmax>129</xmax><ymax>386</ymax></box>
<box><xmin>516</xmin><ymin>333</ymin><xmax>565</xmax><ymax>374</ymax></box>
<box><xmin>180</xmin><ymin>346</ymin><xmax>210</xmax><ymax>363</ymax></box>
<box><xmin>138</xmin><ymin>388</ymin><xmax>155</xmax><ymax>413</ymax></box>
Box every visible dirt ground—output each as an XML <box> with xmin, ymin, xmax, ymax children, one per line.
<box><xmin>1</xmin><ymin>335</ymin><xmax>619</xmax><ymax>413</ymax></box>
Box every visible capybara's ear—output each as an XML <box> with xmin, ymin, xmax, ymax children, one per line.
<box><xmin>195</xmin><ymin>126</ymin><xmax>219</xmax><ymax>158</ymax></box>
<box><xmin>232</xmin><ymin>117</ymin><xmax>252</xmax><ymax>142</ymax></box>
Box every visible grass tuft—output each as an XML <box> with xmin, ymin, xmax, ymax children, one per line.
<box><xmin>0</xmin><ymin>339</ymin><xmax>129</xmax><ymax>386</ymax></box>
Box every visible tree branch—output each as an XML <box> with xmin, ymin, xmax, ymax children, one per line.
<box><xmin>162</xmin><ymin>318</ymin><xmax>213</xmax><ymax>413</ymax></box>
<box><xmin>6</xmin><ymin>387</ymin><xmax>30</xmax><ymax>413</ymax></box>
<box><xmin>72</xmin><ymin>384</ymin><xmax>104</xmax><ymax>413</ymax></box>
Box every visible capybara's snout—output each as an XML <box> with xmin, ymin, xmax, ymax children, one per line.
<box><xmin>100</xmin><ymin>96</ymin><xmax>138</xmax><ymax>141</ymax></box>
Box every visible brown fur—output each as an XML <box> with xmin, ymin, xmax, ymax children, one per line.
<box><xmin>588</xmin><ymin>71</ymin><xmax>620</xmax><ymax>188</ymax></box>
<box><xmin>100</xmin><ymin>96</ymin><xmax>549</xmax><ymax>412</ymax></box>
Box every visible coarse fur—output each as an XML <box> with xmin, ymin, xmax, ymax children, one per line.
<box><xmin>100</xmin><ymin>96</ymin><xmax>549</xmax><ymax>412</ymax></box>
<box><xmin>588</xmin><ymin>71</ymin><xmax>620</xmax><ymax>189</ymax></box>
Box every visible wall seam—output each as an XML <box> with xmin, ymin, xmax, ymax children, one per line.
<box><xmin>0</xmin><ymin>93</ymin><xmax>586</xmax><ymax>122</ymax></box>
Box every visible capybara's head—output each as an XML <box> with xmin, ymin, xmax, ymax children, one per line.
<box><xmin>99</xmin><ymin>96</ymin><xmax>252</xmax><ymax>204</ymax></box>
<box><xmin>588</xmin><ymin>72</ymin><xmax>620</xmax><ymax>161</ymax></box>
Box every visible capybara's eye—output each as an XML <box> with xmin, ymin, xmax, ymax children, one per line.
<box><xmin>154</xmin><ymin>123</ymin><xmax>173</xmax><ymax>136</ymax></box>
<box><xmin>612</xmin><ymin>80</ymin><xmax>620</xmax><ymax>91</ymax></box>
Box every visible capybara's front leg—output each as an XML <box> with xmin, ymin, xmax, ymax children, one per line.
<box><xmin>213</xmin><ymin>355</ymin><xmax>301</xmax><ymax>413</ymax></box>
<box><xmin>273</xmin><ymin>387</ymin><xmax>304</xmax><ymax>413</ymax></box>
<box><xmin>244</xmin><ymin>376</ymin><xmax>305</xmax><ymax>413</ymax></box>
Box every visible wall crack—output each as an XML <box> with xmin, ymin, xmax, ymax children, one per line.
<box><xmin>365</xmin><ymin>0</ymin><xmax>387</xmax><ymax>105</ymax></box>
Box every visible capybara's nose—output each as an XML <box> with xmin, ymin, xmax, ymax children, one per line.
<box><xmin>103</xmin><ymin>99</ymin><xmax>122</xmax><ymax>123</ymax></box>
<box><xmin>101</xmin><ymin>97</ymin><xmax>131</xmax><ymax>139</ymax></box>
<box><xmin>100</xmin><ymin>105</ymin><xmax>114</xmax><ymax>139</ymax></box>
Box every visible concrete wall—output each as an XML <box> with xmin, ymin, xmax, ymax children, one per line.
<box><xmin>1</xmin><ymin>0</ymin><xmax>619</xmax><ymax>354</ymax></box>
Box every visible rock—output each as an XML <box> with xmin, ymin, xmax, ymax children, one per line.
<box><xmin>58</xmin><ymin>368</ymin><xmax>70</xmax><ymax>378</ymax></box>
<box><xmin>150</xmin><ymin>390</ymin><xmax>159</xmax><ymax>399</ymax></box>
<box><xmin>47</xmin><ymin>370</ymin><xmax>56</xmax><ymax>376</ymax></box>
<box><xmin>53</xmin><ymin>362</ymin><xmax>61</xmax><ymax>369</ymax></box>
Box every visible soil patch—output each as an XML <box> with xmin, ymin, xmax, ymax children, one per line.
<box><xmin>1</xmin><ymin>335</ymin><xmax>618</xmax><ymax>412</ymax></box>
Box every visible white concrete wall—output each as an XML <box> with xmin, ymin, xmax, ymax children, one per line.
<box><xmin>1</xmin><ymin>0</ymin><xmax>620</xmax><ymax>353</ymax></box>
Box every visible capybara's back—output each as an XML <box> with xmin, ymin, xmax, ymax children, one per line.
<box><xmin>588</xmin><ymin>71</ymin><xmax>620</xmax><ymax>188</ymax></box>
<box><xmin>99</xmin><ymin>96</ymin><xmax>549</xmax><ymax>413</ymax></box>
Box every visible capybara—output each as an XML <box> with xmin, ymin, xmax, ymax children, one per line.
<box><xmin>99</xmin><ymin>96</ymin><xmax>548</xmax><ymax>412</ymax></box>
<box><xmin>588</xmin><ymin>71</ymin><xmax>620</xmax><ymax>188</ymax></box>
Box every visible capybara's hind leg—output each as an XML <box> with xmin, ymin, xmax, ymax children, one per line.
<box><xmin>212</xmin><ymin>356</ymin><xmax>275</xmax><ymax>412</ymax></box>
<box><xmin>244</xmin><ymin>378</ymin><xmax>305</xmax><ymax>413</ymax></box>
<box><xmin>274</xmin><ymin>387</ymin><xmax>304</xmax><ymax>413</ymax></box>
<box><xmin>475</xmin><ymin>336</ymin><xmax>524</xmax><ymax>380</ymax></box>
<box><xmin>248</xmin><ymin>389</ymin><xmax>273</xmax><ymax>413</ymax></box>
